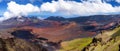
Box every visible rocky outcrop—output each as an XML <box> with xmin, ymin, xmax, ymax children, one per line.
<box><xmin>0</xmin><ymin>38</ymin><xmax>47</xmax><ymax>51</ymax></box>
<box><xmin>83</xmin><ymin>25</ymin><xmax>120</xmax><ymax>51</ymax></box>
<box><xmin>0</xmin><ymin>29</ymin><xmax>47</xmax><ymax>51</ymax></box>
<box><xmin>59</xmin><ymin>25</ymin><xmax>120</xmax><ymax>51</ymax></box>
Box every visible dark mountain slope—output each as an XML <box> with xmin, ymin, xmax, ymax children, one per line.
<box><xmin>45</xmin><ymin>15</ymin><xmax>120</xmax><ymax>24</ymax></box>
<box><xmin>0</xmin><ymin>38</ymin><xmax>47</xmax><ymax>51</ymax></box>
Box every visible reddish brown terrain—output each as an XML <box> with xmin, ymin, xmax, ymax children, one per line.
<box><xmin>19</xmin><ymin>22</ymin><xmax>96</xmax><ymax>42</ymax></box>
<box><xmin>1</xmin><ymin>15</ymin><xmax>119</xmax><ymax>43</ymax></box>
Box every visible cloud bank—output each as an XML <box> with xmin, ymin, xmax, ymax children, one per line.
<box><xmin>0</xmin><ymin>1</ymin><xmax>40</xmax><ymax>21</ymax></box>
<box><xmin>1</xmin><ymin>0</ymin><xmax>120</xmax><ymax>21</ymax></box>
<box><xmin>40</xmin><ymin>0</ymin><xmax>120</xmax><ymax>16</ymax></box>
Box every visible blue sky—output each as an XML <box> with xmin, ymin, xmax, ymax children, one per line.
<box><xmin>0</xmin><ymin>0</ymin><xmax>120</xmax><ymax>18</ymax></box>
<box><xmin>0</xmin><ymin>0</ymin><xmax>46</xmax><ymax>15</ymax></box>
<box><xmin>0</xmin><ymin>0</ymin><xmax>79</xmax><ymax>15</ymax></box>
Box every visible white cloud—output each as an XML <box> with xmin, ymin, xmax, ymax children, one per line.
<box><xmin>116</xmin><ymin>0</ymin><xmax>120</xmax><ymax>3</ymax></box>
<box><xmin>40</xmin><ymin>0</ymin><xmax>120</xmax><ymax>16</ymax></box>
<box><xmin>1</xmin><ymin>0</ymin><xmax>120</xmax><ymax>21</ymax></box>
<box><xmin>2</xmin><ymin>1</ymin><xmax>40</xmax><ymax>20</ymax></box>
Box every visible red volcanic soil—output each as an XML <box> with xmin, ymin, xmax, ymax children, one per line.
<box><xmin>18</xmin><ymin>22</ymin><xmax>96</xmax><ymax>42</ymax></box>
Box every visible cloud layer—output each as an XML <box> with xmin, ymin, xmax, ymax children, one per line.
<box><xmin>1</xmin><ymin>0</ymin><xmax>120</xmax><ymax>21</ymax></box>
<box><xmin>40</xmin><ymin>0</ymin><xmax>120</xmax><ymax>16</ymax></box>
<box><xmin>1</xmin><ymin>1</ymin><xmax>40</xmax><ymax>21</ymax></box>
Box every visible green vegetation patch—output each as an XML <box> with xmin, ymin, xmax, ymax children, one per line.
<box><xmin>60</xmin><ymin>37</ymin><xmax>92</xmax><ymax>51</ymax></box>
<box><xmin>112</xmin><ymin>27</ymin><xmax>120</xmax><ymax>38</ymax></box>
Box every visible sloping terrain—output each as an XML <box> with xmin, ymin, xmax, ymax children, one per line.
<box><xmin>60</xmin><ymin>38</ymin><xmax>92</xmax><ymax>51</ymax></box>
<box><xmin>83</xmin><ymin>25</ymin><xmax>120</xmax><ymax>51</ymax></box>
<box><xmin>0</xmin><ymin>15</ymin><xmax>120</xmax><ymax>51</ymax></box>
<box><xmin>0</xmin><ymin>29</ymin><xmax>47</xmax><ymax>51</ymax></box>
<box><xmin>45</xmin><ymin>15</ymin><xmax>120</xmax><ymax>24</ymax></box>
<box><xmin>0</xmin><ymin>17</ymin><xmax>62</xmax><ymax>29</ymax></box>
<box><xmin>59</xmin><ymin>25</ymin><xmax>120</xmax><ymax>51</ymax></box>
<box><xmin>0</xmin><ymin>38</ymin><xmax>47</xmax><ymax>51</ymax></box>
<box><xmin>19</xmin><ymin>22</ymin><xmax>96</xmax><ymax>42</ymax></box>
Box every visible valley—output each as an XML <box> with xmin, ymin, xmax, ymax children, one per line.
<box><xmin>0</xmin><ymin>15</ymin><xmax>120</xmax><ymax>51</ymax></box>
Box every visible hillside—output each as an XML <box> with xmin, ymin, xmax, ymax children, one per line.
<box><xmin>59</xmin><ymin>25</ymin><xmax>120</xmax><ymax>51</ymax></box>
<box><xmin>0</xmin><ymin>38</ymin><xmax>47</xmax><ymax>51</ymax></box>
<box><xmin>0</xmin><ymin>15</ymin><xmax>120</xmax><ymax>51</ymax></box>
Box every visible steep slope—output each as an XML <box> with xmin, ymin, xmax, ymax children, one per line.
<box><xmin>0</xmin><ymin>29</ymin><xmax>47</xmax><ymax>51</ymax></box>
<box><xmin>84</xmin><ymin>25</ymin><xmax>120</xmax><ymax>51</ymax></box>
<box><xmin>59</xmin><ymin>24</ymin><xmax>120</xmax><ymax>51</ymax></box>
<box><xmin>0</xmin><ymin>38</ymin><xmax>47</xmax><ymax>51</ymax></box>
<box><xmin>60</xmin><ymin>38</ymin><xmax>92</xmax><ymax>51</ymax></box>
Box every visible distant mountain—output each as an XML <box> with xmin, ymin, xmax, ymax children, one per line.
<box><xmin>45</xmin><ymin>16</ymin><xmax>66</xmax><ymax>21</ymax></box>
<box><xmin>45</xmin><ymin>15</ymin><xmax>120</xmax><ymax>23</ymax></box>
<box><xmin>1</xmin><ymin>15</ymin><xmax>120</xmax><ymax>29</ymax></box>
<box><xmin>1</xmin><ymin>15</ymin><xmax>120</xmax><ymax>32</ymax></box>
<box><xmin>0</xmin><ymin>16</ymin><xmax>62</xmax><ymax>29</ymax></box>
<box><xmin>0</xmin><ymin>16</ymin><xmax>40</xmax><ymax>29</ymax></box>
